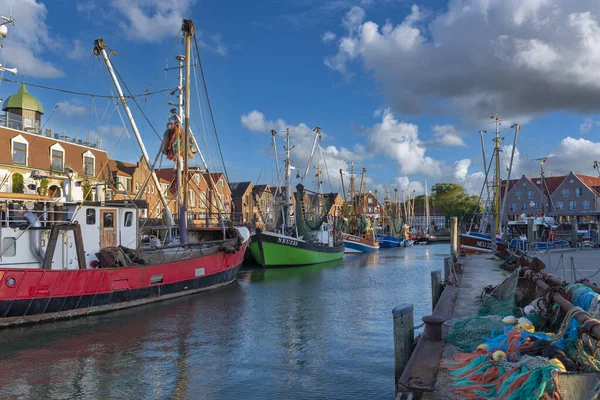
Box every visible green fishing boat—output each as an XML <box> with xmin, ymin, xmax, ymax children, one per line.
<box><xmin>249</xmin><ymin>128</ymin><xmax>344</xmax><ymax>267</ymax></box>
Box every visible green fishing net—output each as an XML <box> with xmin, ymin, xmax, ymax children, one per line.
<box><xmin>445</xmin><ymin>315</ymin><xmax>506</xmax><ymax>352</ymax></box>
<box><xmin>563</xmin><ymin>337</ymin><xmax>600</xmax><ymax>372</ymax></box>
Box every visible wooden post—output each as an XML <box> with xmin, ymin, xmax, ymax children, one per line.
<box><xmin>571</xmin><ymin>218</ymin><xmax>578</xmax><ymax>248</ymax></box>
<box><xmin>431</xmin><ymin>270</ymin><xmax>442</xmax><ymax>310</ymax></box>
<box><xmin>444</xmin><ymin>257</ymin><xmax>451</xmax><ymax>283</ymax></box>
<box><xmin>527</xmin><ymin>218</ymin><xmax>535</xmax><ymax>251</ymax></box>
<box><xmin>393</xmin><ymin>303</ymin><xmax>414</xmax><ymax>386</ymax></box>
<box><xmin>491</xmin><ymin>214</ymin><xmax>497</xmax><ymax>253</ymax></box>
<box><xmin>450</xmin><ymin>217</ymin><xmax>458</xmax><ymax>261</ymax></box>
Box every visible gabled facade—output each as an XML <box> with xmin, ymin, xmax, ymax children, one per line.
<box><xmin>110</xmin><ymin>159</ymin><xmax>174</xmax><ymax>219</ymax></box>
<box><xmin>355</xmin><ymin>191</ymin><xmax>383</xmax><ymax>217</ymax></box>
<box><xmin>230</xmin><ymin>181</ymin><xmax>254</xmax><ymax>224</ymax></box>
<box><xmin>550</xmin><ymin>172</ymin><xmax>600</xmax><ymax>220</ymax></box>
<box><xmin>0</xmin><ymin>84</ymin><xmax>109</xmax><ymax>201</ymax></box>
<box><xmin>155</xmin><ymin>167</ymin><xmax>211</xmax><ymax>225</ymax></box>
<box><xmin>500</xmin><ymin>175</ymin><xmax>549</xmax><ymax>221</ymax></box>
<box><xmin>253</xmin><ymin>184</ymin><xmax>274</xmax><ymax>225</ymax></box>
<box><xmin>202</xmin><ymin>172</ymin><xmax>232</xmax><ymax>217</ymax></box>
<box><xmin>500</xmin><ymin>171</ymin><xmax>600</xmax><ymax>223</ymax></box>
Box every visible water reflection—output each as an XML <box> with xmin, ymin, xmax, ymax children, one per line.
<box><xmin>0</xmin><ymin>244</ymin><xmax>448</xmax><ymax>399</ymax></box>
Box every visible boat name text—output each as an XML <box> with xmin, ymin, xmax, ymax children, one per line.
<box><xmin>277</xmin><ymin>238</ymin><xmax>298</xmax><ymax>246</ymax></box>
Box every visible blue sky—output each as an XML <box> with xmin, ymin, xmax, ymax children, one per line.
<box><xmin>3</xmin><ymin>0</ymin><xmax>600</xmax><ymax>198</ymax></box>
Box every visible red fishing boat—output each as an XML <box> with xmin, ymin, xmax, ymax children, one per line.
<box><xmin>0</xmin><ymin>20</ymin><xmax>249</xmax><ymax>327</ymax></box>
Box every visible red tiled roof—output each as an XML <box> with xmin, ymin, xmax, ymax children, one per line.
<box><xmin>576</xmin><ymin>174</ymin><xmax>600</xmax><ymax>196</ymax></box>
<box><xmin>500</xmin><ymin>178</ymin><xmax>520</xmax><ymax>197</ymax></box>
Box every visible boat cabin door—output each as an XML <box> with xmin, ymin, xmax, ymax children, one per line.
<box><xmin>100</xmin><ymin>209</ymin><xmax>117</xmax><ymax>249</ymax></box>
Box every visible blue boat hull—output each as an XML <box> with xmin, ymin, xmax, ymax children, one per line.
<box><xmin>342</xmin><ymin>234</ymin><xmax>379</xmax><ymax>253</ymax></box>
<box><xmin>377</xmin><ymin>235</ymin><xmax>401</xmax><ymax>248</ymax></box>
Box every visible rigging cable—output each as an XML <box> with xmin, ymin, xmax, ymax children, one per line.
<box><xmin>110</xmin><ymin>62</ymin><xmax>163</xmax><ymax>141</ymax></box>
<box><xmin>0</xmin><ymin>77</ymin><xmax>176</xmax><ymax>100</ymax></box>
<box><xmin>192</xmin><ymin>34</ymin><xmax>228</xmax><ymax>183</ymax></box>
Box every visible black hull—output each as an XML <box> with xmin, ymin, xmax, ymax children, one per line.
<box><xmin>0</xmin><ymin>263</ymin><xmax>241</xmax><ymax>327</ymax></box>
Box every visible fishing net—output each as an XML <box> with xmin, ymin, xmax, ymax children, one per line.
<box><xmin>446</xmin><ymin>315</ymin><xmax>506</xmax><ymax>352</ymax></box>
<box><xmin>443</xmin><ymin>329</ymin><xmax>561</xmax><ymax>399</ymax></box>
<box><xmin>479</xmin><ymin>269</ymin><xmax>520</xmax><ymax>317</ymax></box>
<box><xmin>443</xmin><ymin>266</ymin><xmax>600</xmax><ymax>398</ymax></box>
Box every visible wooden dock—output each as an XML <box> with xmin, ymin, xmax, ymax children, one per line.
<box><xmin>395</xmin><ymin>250</ymin><xmax>600</xmax><ymax>399</ymax></box>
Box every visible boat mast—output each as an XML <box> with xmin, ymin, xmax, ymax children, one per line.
<box><xmin>499</xmin><ymin>123</ymin><xmax>520</xmax><ymax>235</ymax></box>
<box><xmin>283</xmin><ymin>128</ymin><xmax>293</xmax><ymax>232</ymax></box>
<box><xmin>349</xmin><ymin>161</ymin><xmax>356</xmax><ymax>210</ymax></box>
<box><xmin>340</xmin><ymin>169</ymin><xmax>346</xmax><ymax>203</ymax></box>
<box><xmin>394</xmin><ymin>188</ymin><xmax>399</xmax><ymax>220</ymax></box>
<box><xmin>425</xmin><ymin>180</ymin><xmax>430</xmax><ymax>234</ymax></box>
<box><xmin>175</xmin><ymin>55</ymin><xmax>185</xmax><ymax>234</ymax></box>
<box><xmin>271</xmin><ymin>130</ymin><xmax>282</xmax><ymax>193</ymax></box>
<box><xmin>492</xmin><ymin>114</ymin><xmax>501</xmax><ymax>233</ymax></box>
<box><xmin>316</xmin><ymin>166</ymin><xmax>322</xmax><ymax>213</ymax></box>
<box><xmin>178</xmin><ymin>20</ymin><xmax>194</xmax><ymax>244</ymax></box>
<box><xmin>93</xmin><ymin>38</ymin><xmax>176</xmax><ymax>227</ymax></box>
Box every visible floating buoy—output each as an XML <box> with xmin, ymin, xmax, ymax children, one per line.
<box><xmin>492</xmin><ymin>350</ymin><xmax>507</xmax><ymax>361</ymax></box>
<box><xmin>518</xmin><ymin>317</ymin><xmax>533</xmax><ymax>326</ymax></box>
<box><xmin>523</xmin><ymin>305</ymin><xmax>536</xmax><ymax>315</ymax></box>
<box><xmin>549</xmin><ymin>358</ymin><xmax>566</xmax><ymax>372</ymax></box>
<box><xmin>476</xmin><ymin>343</ymin><xmax>489</xmax><ymax>352</ymax></box>
<box><xmin>502</xmin><ymin>316</ymin><xmax>518</xmax><ymax>325</ymax></box>
<box><xmin>515</xmin><ymin>323</ymin><xmax>535</xmax><ymax>333</ymax></box>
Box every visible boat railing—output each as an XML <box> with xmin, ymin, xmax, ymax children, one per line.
<box><xmin>0</xmin><ymin>208</ymin><xmax>73</xmax><ymax>229</ymax></box>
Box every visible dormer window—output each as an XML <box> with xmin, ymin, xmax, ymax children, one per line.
<box><xmin>50</xmin><ymin>143</ymin><xmax>65</xmax><ymax>171</ymax></box>
<box><xmin>11</xmin><ymin>135</ymin><xmax>28</xmax><ymax>165</ymax></box>
<box><xmin>83</xmin><ymin>150</ymin><xmax>95</xmax><ymax>176</ymax></box>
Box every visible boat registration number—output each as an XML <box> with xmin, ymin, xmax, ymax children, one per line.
<box><xmin>277</xmin><ymin>238</ymin><xmax>298</xmax><ymax>246</ymax></box>
<box><xmin>476</xmin><ymin>240</ymin><xmax>492</xmax><ymax>249</ymax></box>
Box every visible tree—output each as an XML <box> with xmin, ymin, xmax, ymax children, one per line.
<box><xmin>431</xmin><ymin>183</ymin><xmax>481</xmax><ymax>221</ymax></box>
<box><xmin>12</xmin><ymin>173</ymin><xmax>24</xmax><ymax>194</ymax></box>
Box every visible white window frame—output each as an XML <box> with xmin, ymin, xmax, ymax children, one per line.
<box><xmin>11</xmin><ymin>134</ymin><xmax>29</xmax><ymax>166</ymax></box>
<box><xmin>50</xmin><ymin>143</ymin><xmax>65</xmax><ymax>171</ymax></box>
<box><xmin>83</xmin><ymin>150</ymin><xmax>95</xmax><ymax>176</ymax></box>
<box><xmin>188</xmin><ymin>189</ymin><xmax>196</xmax><ymax>207</ymax></box>
<box><xmin>120</xmin><ymin>177</ymin><xmax>131</xmax><ymax>192</ymax></box>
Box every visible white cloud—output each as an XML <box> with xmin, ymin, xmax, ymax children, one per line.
<box><xmin>56</xmin><ymin>101</ymin><xmax>87</xmax><ymax>118</ymax></box>
<box><xmin>0</xmin><ymin>0</ymin><xmax>63</xmax><ymax>78</ymax></box>
<box><xmin>366</xmin><ymin>108</ymin><xmax>442</xmax><ymax>177</ymax></box>
<box><xmin>241</xmin><ymin>108</ymin><xmax>492</xmax><ymax>196</ymax></box>
<box><xmin>322</xmin><ymin>31</ymin><xmax>336</xmax><ymax>43</ymax></box>
<box><xmin>548</xmin><ymin>137</ymin><xmax>600</xmax><ymax>175</ymax></box>
<box><xmin>241</xmin><ymin>110</ymin><xmax>362</xmax><ymax>192</ymax></box>
<box><xmin>67</xmin><ymin>40</ymin><xmax>88</xmax><ymax>61</ymax></box>
<box><xmin>241</xmin><ymin>110</ymin><xmax>279</xmax><ymax>132</ymax></box>
<box><xmin>394</xmin><ymin>176</ymin><xmax>425</xmax><ymax>195</ymax></box>
<box><xmin>579</xmin><ymin>117</ymin><xmax>597</xmax><ymax>134</ymax></box>
<box><xmin>430</xmin><ymin>125</ymin><xmax>467</xmax><ymax>147</ymax></box>
<box><xmin>325</xmin><ymin>2</ymin><xmax>600</xmax><ymax>122</ymax></box>
<box><xmin>110</xmin><ymin>0</ymin><xmax>195</xmax><ymax>43</ymax></box>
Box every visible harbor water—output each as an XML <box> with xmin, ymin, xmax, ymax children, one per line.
<box><xmin>0</xmin><ymin>244</ymin><xmax>447</xmax><ymax>399</ymax></box>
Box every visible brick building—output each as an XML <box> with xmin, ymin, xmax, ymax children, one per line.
<box><xmin>0</xmin><ymin>84</ymin><xmax>110</xmax><ymax>200</ymax></box>
<box><xmin>500</xmin><ymin>172</ymin><xmax>600</xmax><ymax>223</ymax></box>
<box><xmin>230</xmin><ymin>181</ymin><xmax>254</xmax><ymax>224</ymax></box>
